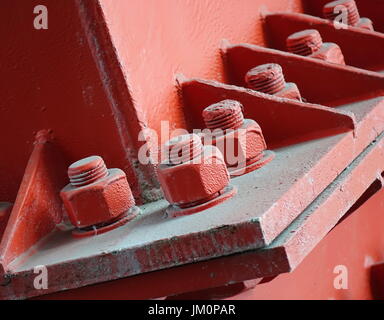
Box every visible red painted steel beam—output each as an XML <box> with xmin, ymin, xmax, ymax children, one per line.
<box><xmin>34</xmin><ymin>131</ymin><xmax>384</xmax><ymax>300</ymax></box>
<box><xmin>1</xmin><ymin>0</ymin><xmax>383</xmax><ymax>300</ymax></box>
<box><xmin>94</xmin><ymin>0</ymin><xmax>305</xmax><ymax>138</ymax></box>
<box><xmin>230</xmin><ymin>186</ymin><xmax>384</xmax><ymax>300</ymax></box>
<box><xmin>1</xmin><ymin>78</ymin><xmax>383</xmax><ymax>299</ymax></box>
<box><xmin>0</xmin><ymin>131</ymin><xmax>67</xmax><ymax>269</ymax></box>
<box><xmin>0</xmin><ymin>0</ymin><xmax>157</xmax><ymax>204</ymax></box>
<box><xmin>179</xmin><ymin>77</ymin><xmax>355</xmax><ymax>148</ymax></box>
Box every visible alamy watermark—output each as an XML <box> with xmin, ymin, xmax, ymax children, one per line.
<box><xmin>33</xmin><ymin>265</ymin><xmax>48</xmax><ymax>290</ymax></box>
<box><xmin>333</xmin><ymin>265</ymin><xmax>348</xmax><ymax>290</ymax></box>
<box><xmin>33</xmin><ymin>5</ymin><xmax>48</xmax><ymax>30</ymax></box>
<box><xmin>332</xmin><ymin>5</ymin><xmax>350</xmax><ymax>30</ymax></box>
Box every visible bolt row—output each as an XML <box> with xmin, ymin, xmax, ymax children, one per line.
<box><xmin>61</xmin><ymin>96</ymin><xmax>274</xmax><ymax>235</ymax></box>
<box><xmin>59</xmin><ymin>0</ymin><xmax>373</xmax><ymax>237</ymax></box>
<box><xmin>283</xmin><ymin>0</ymin><xmax>375</xmax><ymax>64</ymax></box>
<box><xmin>60</xmin><ymin>55</ymin><xmax>334</xmax><ymax>235</ymax></box>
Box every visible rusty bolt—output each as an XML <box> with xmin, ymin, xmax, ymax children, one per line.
<box><xmin>60</xmin><ymin>156</ymin><xmax>135</xmax><ymax>231</ymax></box>
<box><xmin>286</xmin><ymin>29</ymin><xmax>346</xmax><ymax>65</ymax></box>
<box><xmin>323</xmin><ymin>0</ymin><xmax>374</xmax><ymax>31</ymax></box>
<box><xmin>202</xmin><ymin>100</ymin><xmax>272</xmax><ymax>176</ymax></box>
<box><xmin>157</xmin><ymin>134</ymin><xmax>231</xmax><ymax>211</ymax></box>
<box><xmin>245</xmin><ymin>63</ymin><xmax>302</xmax><ymax>101</ymax></box>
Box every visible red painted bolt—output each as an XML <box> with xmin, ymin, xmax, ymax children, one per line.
<box><xmin>202</xmin><ymin>100</ymin><xmax>274</xmax><ymax>177</ymax></box>
<box><xmin>60</xmin><ymin>155</ymin><xmax>137</xmax><ymax>237</ymax></box>
<box><xmin>245</xmin><ymin>63</ymin><xmax>302</xmax><ymax>101</ymax></box>
<box><xmin>286</xmin><ymin>29</ymin><xmax>345</xmax><ymax>65</ymax></box>
<box><xmin>157</xmin><ymin>134</ymin><xmax>235</xmax><ymax>217</ymax></box>
<box><xmin>68</xmin><ymin>156</ymin><xmax>109</xmax><ymax>187</ymax></box>
<box><xmin>203</xmin><ymin>100</ymin><xmax>244</xmax><ymax>130</ymax></box>
<box><xmin>287</xmin><ymin>29</ymin><xmax>323</xmax><ymax>56</ymax></box>
<box><xmin>323</xmin><ymin>0</ymin><xmax>374</xmax><ymax>31</ymax></box>
<box><xmin>245</xmin><ymin>63</ymin><xmax>285</xmax><ymax>95</ymax></box>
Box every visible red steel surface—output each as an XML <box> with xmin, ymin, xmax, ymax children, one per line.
<box><xmin>234</xmin><ymin>188</ymin><xmax>384</xmax><ymax>300</ymax></box>
<box><xmin>97</xmin><ymin>0</ymin><xmax>304</xmax><ymax>137</ymax></box>
<box><xmin>33</xmin><ymin>133</ymin><xmax>384</xmax><ymax>299</ymax></box>
<box><xmin>2</xmin><ymin>89</ymin><xmax>382</xmax><ymax>299</ymax></box>
<box><xmin>0</xmin><ymin>131</ymin><xmax>66</xmax><ymax>268</ymax></box>
<box><xmin>1</xmin><ymin>0</ymin><xmax>384</xmax><ymax>300</ymax></box>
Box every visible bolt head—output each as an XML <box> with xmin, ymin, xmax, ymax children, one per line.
<box><xmin>157</xmin><ymin>146</ymin><xmax>230</xmax><ymax>207</ymax></box>
<box><xmin>274</xmin><ymin>83</ymin><xmax>302</xmax><ymax>101</ymax></box>
<box><xmin>60</xmin><ymin>169</ymin><xmax>135</xmax><ymax>229</ymax></box>
<box><xmin>203</xmin><ymin>119</ymin><xmax>267</xmax><ymax>168</ymax></box>
<box><xmin>310</xmin><ymin>43</ymin><xmax>345</xmax><ymax>65</ymax></box>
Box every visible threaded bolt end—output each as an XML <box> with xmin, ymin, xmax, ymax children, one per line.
<box><xmin>202</xmin><ymin>100</ymin><xmax>244</xmax><ymax>131</ymax></box>
<box><xmin>165</xmin><ymin>134</ymin><xmax>203</xmax><ymax>165</ymax></box>
<box><xmin>68</xmin><ymin>156</ymin><xmax>109</xmax><ymax>187</ymax></box>
<box><xmin>286</xmin><ymin>29</ymin><xmax>323</xmax><ymax>56</ymax></box>
<box><xmin>323</xmin><ymin>0</ymin><xmax>360</xmax><ymax>26</ymax></box>
<box><xmin>245</xmin><ymin>63</ymin><xmax>286</xmax><ymax>95</ymax></box>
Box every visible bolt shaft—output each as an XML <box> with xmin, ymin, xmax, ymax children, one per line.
<box><xmin>245</xmin><ymin>64</ymin><xmax>286</xmax><ymax>95</ymax></box>
<box><xmin>166</xmin><ymin>134</ymin><xmax>203</xmax><ymax>165</ymax></box>
<box><xmin>203</xmin><ymin>100</ymin><xmax>244</xmax><ymax>131</ymax></box>
<box><xmin>68</xmin><ymin>156</ymin><xmax>108</xmax><ymax>187</ymax></box>
<box><xmin>286</xmin><ymin>29</ymin><xmax>323</xmax><ymax>56</ymax></box>
<box><xmin>323</xmin><ymin>0</ymin><xmax>360</xmax><ymax>26</ymax></box>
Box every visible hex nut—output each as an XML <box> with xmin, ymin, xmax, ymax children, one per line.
<box><xmin>203</xmin><ymin>119</ymin><xmax>267</xmax><ymax>168</ymax></box>
<box><xmin>157</xmin><ymin>145</ymin><xmax>230</xmax><ymax>207</ymax></box>
<box><xmin>60</xmin><ymin>168</ymin><xmax>135</xmax><ymax>229</ymax></box>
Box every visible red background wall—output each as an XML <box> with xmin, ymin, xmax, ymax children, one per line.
<box><xmin>99</xmin><ymin>0</ymin><xmax>304</xmax><ymax>140</ymax></box>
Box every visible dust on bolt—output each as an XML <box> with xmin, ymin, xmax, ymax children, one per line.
<box><xmin>245</xmin><ymin>63</ymin><xmax>302</xmax><ymax>101</ymax></box>
<box><xmin>60</xmin><ymin>155</ymin><xmax>138</xmax><ymax>238</ymax></box>
<box><xmin>202</xmin><ymin>99</ymin><xmax>275</xmax><ymax>177</ymax></box>
<box><xmin>286</xmin><ymin>29</ymin><xmax>345</xmax><ymax>65</ymax></box>
<box><xmin>157</xmin><ymin>134</ymin><xmax>236</xmax><ymax>218</ymax></box>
